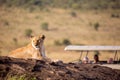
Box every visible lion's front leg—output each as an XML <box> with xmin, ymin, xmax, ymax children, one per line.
<box><xmin>32</xmin><ymin>52</ymin><xmax>42</xmax><ymax>60</ymax></box>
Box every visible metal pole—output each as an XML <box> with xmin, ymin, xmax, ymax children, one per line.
<box><xmin>86</xmin><ymin>51</ymin><xmax>89</xmax><ymax>57</ymax></box>
<box><xmin>116</xmin><ymin>52</ymin><xmax>119</xmax><ymax>63</ymax></box>
<box><xmin>79</xmin><ymin>51</ymin><xmax>83</xmax><ymax>61</ymax></box>
<box><xmin>114</xmin><ymin>50</ymin><xmax>117</xmax><ymax>62</ymax></box>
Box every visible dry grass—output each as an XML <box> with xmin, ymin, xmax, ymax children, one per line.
<box><xmin>0</xmin><ymin>7</ymin><xmax>120</xmax><ymax>62</ymax></box>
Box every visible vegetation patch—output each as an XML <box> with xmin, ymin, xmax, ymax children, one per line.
<box><xmin>54</xmin><ymin>39</ymin><xmax>71</xmax><ymax>46</ymax></box>
<box><xmin>25</xmin><ymin>29</ymin><xmax>33</xmax><ymax>37</ymax></box>
<box><xmin>94</xmin><ymin>22</ymin><xmax>100</xmax><ymax>31</ymax></box>
<box><xmin>41</xmin><ymin>22</ymin><xmax>49</xmax><ymax>31</ymax></box>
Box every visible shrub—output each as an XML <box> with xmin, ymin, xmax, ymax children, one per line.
<box><xmin>54</xmin><ymin>40</ymin><xmax>61</xmax><ymax>46</ymax></box>
<box><xmin>62</xmin><ymin>39</ymin><xmax>71</xmax><ymax>45</ymax></box>
<box><xmin>4</xmin><ymin>21</ymin><xmax>9</xmax><ymax>26</ymax></box>
<box><xmin>13</xmin><ymin>38</ymin><xmax>18</xmax><ymax>45</ymax></box>
<box><xmin>111</xmin><ymin>13</ymin><xmax>119</xmax><ymax>18</ymax></box>
<box><xmin>29</xmin><ymin>6</ymin><xmax>35</xmax><ymax>12</ymax></box>
<box><xmin>25</xmin><ymin>29</ymin><xmax>33</xmax><ymax>37</ymax></box>
<box><xmin>94</xmin><ymin>22</ymin><xmax>100</xmax><ymax>31</ymax></box>
<box><xmin>71</xmin><ymin>3</ymin><xmax>80</xmax><ymax>9</ymax></box>
<box><xmin>70</xmin><ymin>11</ymin><xmax>77</xmax><ymax>17</ymax></box>
<box><xmin>111</xmin><ymin>14</ymin><xmax>115</xmax><ymax>17</ymax></box>
<box><xmin>41</xmin><ymin>22</ymin><xmax>49</xmax><ymax>31</ymax></box>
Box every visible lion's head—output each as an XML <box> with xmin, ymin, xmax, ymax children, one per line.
<box><xmin>31</xmin><ymin>34</ymin><xmax>45</xmax><ymax>50</ymax></box>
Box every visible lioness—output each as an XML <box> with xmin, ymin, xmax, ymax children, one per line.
<box><xmin>9</xmin><ymin>34</ymin><xmax>46</xmax><ymax>59</ymax></box>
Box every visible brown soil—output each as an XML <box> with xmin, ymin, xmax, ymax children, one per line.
<box><xmin>0</xmin><ymin>56</ymin><xmax>120</xmax><ymax>80</ymax></box>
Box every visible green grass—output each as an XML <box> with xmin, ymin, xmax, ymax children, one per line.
<box><xmin>7</xmin><ymin>75</ymin><xmax>36</xmax><ymax>80</ymax></box>
<box><xmin>8</xmin><ymin>75</ymin><xmax>26</xmax><ymax>80</ymax></box>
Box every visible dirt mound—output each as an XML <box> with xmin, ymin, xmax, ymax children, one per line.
<box><xmin>0</xmin><ymin>56</ymin><xmax>120</xmax><ymax>80</ymax></box>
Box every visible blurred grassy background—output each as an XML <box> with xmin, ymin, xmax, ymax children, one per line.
<box><xmin>0</xmin><ymin>0</ymin><xmax>120</xmax><ymax>62</ymax></box>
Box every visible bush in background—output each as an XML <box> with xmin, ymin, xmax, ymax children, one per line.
<box><xmin>4</xmin><ymin>21</ymin><xmax>9</xmax><ymax>26</ymax></box>
<box><xmin>25</xmin><ymin>29</ymin><xmax>33</xmax><ymax>37</ymax></box>
<box><xmin>54</xmin><ymin>39</ymin><xmax>71</xmax><ymax>46</ymax></box>
<box><xmin>41</xmin><ymin>22</ymin><xmax>49</xmax><ymax>31</ymax></box>
<box><xmin>71</xmin><ymin>3</ymin><xmax>80</xmax><ymax>9</ymax></box>
<box><xmin>0</xmin><ymin>0</ymin><xmax>119</xmax><ymax>10</ymax></box>
<box><xmin>111</xmin><ymin>13</ymin><xmax>119</xmax><ymax>18</ymax></box>
<box><xmin>94</xmin><ymin>22</ymin><xmax>100</xmax><ymax>31</ymax></box>
<box><xmin>70</xmin><ymin>11</ymin><xmax>77</xmax><ymax>17</ymax></box>
<box><xmin>54</xmin><ymin>40</ymin><xmax>61</xmax><ymax>46</ymax></box>
<box><xmin>13</xmin><ymin>38</ymin><xmax>18</xmax><ymax>45</ymax></box>
<box><xmin>62</xmin><ymin>39</ymin><xmax>71</xmax><ymax>45</ymax></box>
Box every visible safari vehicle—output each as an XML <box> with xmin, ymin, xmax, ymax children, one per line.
<box><xmin>65</xmin><ymin>45</ymin><xmax>120</xmax><ymax>64</ymax></box>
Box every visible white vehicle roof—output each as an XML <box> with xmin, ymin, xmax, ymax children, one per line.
<box><xmin>65</xmin><ymin>45</ymin><xmax>120</xmax><ymax>51</ymax></box>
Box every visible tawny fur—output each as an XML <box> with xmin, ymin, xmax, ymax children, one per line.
<box><xmin>8</xmin><ymin>35</ymin><xmax>45</xmax><ymax>59</ymax></box>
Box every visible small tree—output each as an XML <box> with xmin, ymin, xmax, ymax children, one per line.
<box><xmin>25</xmin><ymin>29</ymin><xmax>33</xmax><ymax>37</ymax></box>
<box><xmin>62</xmin><ymin>39</ymin><xmax>71</xmax><ymax>45</ymax></box>
<box><xmin>54</xmin><ymin>40</ymin><xmax>61</xmax><ymax>46</ymax></box>
<box><xmin>13</xmin><ymin>38</ymin><xmax>18</xmax><ymax>45</ymax></box>
<box><xmin>70</xmin><ymin>11</ymin><xmax>77</xmax><ymax>17</ymax></box>
<box><xmin>41</xmin><ymin>22</ymin><xmax>49</xmax><ymax>31</ymax></box>
<box><xmin>111</xmin><ymin>13</ymin><xmax>119</xmax><ymax>18</ymax></box>
<box><xmin>94</xmin><ymin>22</ymin><xmax>100</xmax><ymax>31</ymax></box>
<box><xmin>4</xmin><ymin>21</ymin><xmax>9</xmax><ymax>26</ymax></box>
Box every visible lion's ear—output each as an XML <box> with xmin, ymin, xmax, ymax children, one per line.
<box><xmin>42</xmin><ymin>35</ymin><xmax>45</xmax><ymax>40</ymax></box>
